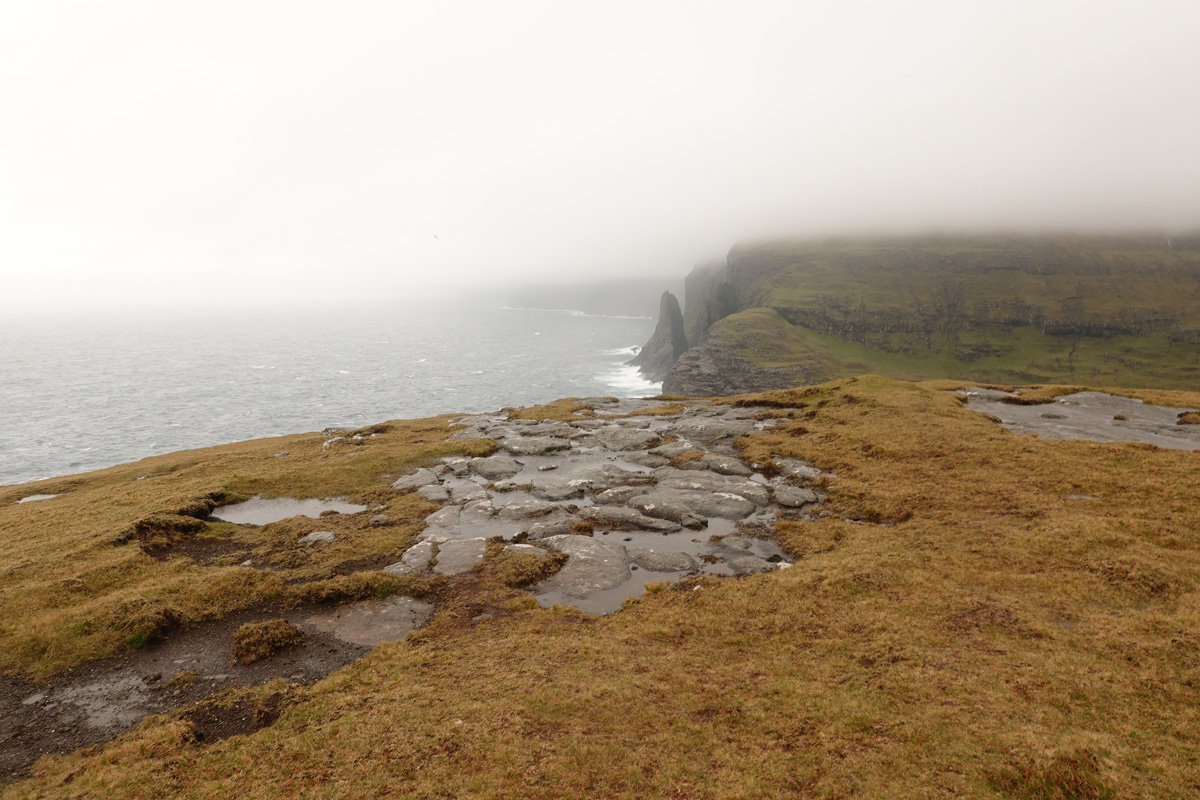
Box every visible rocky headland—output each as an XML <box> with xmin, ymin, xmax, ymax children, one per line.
<box><xmin>634</xmin><ymin>234</ymin><xmax>1200</xmax><ymax>395</ymax></box>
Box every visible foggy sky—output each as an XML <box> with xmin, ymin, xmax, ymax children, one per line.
<box><xmin>2</xmin><ymin>1</ymin><xmax>1198</xmax><ymax>315</ymax></box>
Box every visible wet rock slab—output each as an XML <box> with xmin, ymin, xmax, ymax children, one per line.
<box><xmin>386</xmin><ymin>397</ymin><xmax>825</xmax><ymax>615</ymax></box>
<box><xmin>963</xmin><ymin>389</ymin><xmax>1200</xmax><ymax>450</ymax></box>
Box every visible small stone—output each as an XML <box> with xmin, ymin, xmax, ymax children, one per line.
<box><xmin>370</xmin><ymin>514</ymin><xmax>389</xmax><ymax>526</ymax></box>
<box><xmin>298</xmin><ymin>531</ymin><xmax>335</xmax><ymax>547</ymax></box>
<box><xmin>537</xmin><ymin>464</ymin><xmax>559</xmax><ymax>472</ymax></box>
<box><xmin>322</xmin><ymin>437</ymin><xmax>346</xmax><ymax>450</ymax></box>
<box><xmin>774</xmin><ymin>485</ymin><xmax>819</xmax><ymax>507</ymax></box>
<box><xmin>268</xmin><ymin>451</ymin><xmax>289</xmax><ymax>458</ymax></box>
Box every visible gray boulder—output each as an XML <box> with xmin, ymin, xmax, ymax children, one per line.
<box><xmin>728</xmin><ymin>555</ymin><xmax>776</xmax><ymax>574</ymax></box>
<box><xmin>297</xmin><ymin>531</ymin><xmax>335</xmax><ymax>547</ymax></box>
<box><xmin>391</xmin><ymin>468</ymin><xmax>441</xmax><ymax>491</ymax></box>
<box><xmin>469</xmin><ymin>456</ymin><xmax>523</xmax><ymax>481</ymax></box>
<box><xmin>775</xmin><ymin>457</ymin><xmax>823</xmax><ymax>480</ymax></box>
<box><xmin>774</xmin><ymin>485</ymin><xmax>819</xmax><ymax>507</ymax></box>
<box><xmin>630</xmin><ymin>549</ymin><xmax>699</xmax><ymax>572</ymax></box>
<box><xmin>504</xmin><ymin>437</ymin><xmax>571</xmax><ymax>456</ymax></box>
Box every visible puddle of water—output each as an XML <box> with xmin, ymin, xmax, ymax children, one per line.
<box><xmin>301</xmin><ymin>596</ymin><xmax>435</xmax><ymax>647</ymax></box>
<box><xmin>209</xmin><ymin>496</ymin><xmax>368</xmax><ymax>525</ymax></box>
<box><xmin>536</xmin><ymin>568</ymin><xmax>686</xmax><ymax>614</ymax></box>
<box><xmin>15</xmin><ymin>494</ymin><xmax>58</xmax><ymax>504</ymax></box>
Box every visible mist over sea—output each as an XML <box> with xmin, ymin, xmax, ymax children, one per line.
<box><xmin>0</xmin><ymin>303</ymin><xmax>658</xmax><ymax>487</ymax></box>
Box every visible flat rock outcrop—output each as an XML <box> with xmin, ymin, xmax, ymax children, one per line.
<box><xmin>387</xmin><ymin>397</ymin><xmax>834</xmax><ymax>613</ymax></box>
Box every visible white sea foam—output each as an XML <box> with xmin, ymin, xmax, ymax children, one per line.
<box><xmin>604</xmin><ymin>364</ymin><xmax>661</xmax><ymax>396</ymax></box>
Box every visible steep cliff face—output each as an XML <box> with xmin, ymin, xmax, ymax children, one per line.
<box><xmin>628</xmin><ymin>291</ymin><xmax>689</xmax><ymax>382</ymax></box>
<box><xmin>682</xmin><ymin>260</ymin><xmax>736</xmax><ymax>347</ymax></box>
<box><xmin>665</xmin><ymin>235</ymin><xmax>1200</xmax><ymax>394</ymax></box>
<box><xmin>663</xmin><ymin>309</ymin><xmax>812</xmax><ymax>396</ymax></box>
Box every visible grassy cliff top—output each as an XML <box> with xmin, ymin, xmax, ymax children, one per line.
<box><xmin>5</xmin><ymin>378</ymin><xmax>1200</xmax><ymax>798</ymax></box>
<box><xmin>733</xmin><ymin>234</ymin><xmax>1200</xmax><ymax>324</ymax></box>
<box><xmin>676</xmin><ymin>235</ymin><xmax>1200</xmax><ymax>390</ymax></box>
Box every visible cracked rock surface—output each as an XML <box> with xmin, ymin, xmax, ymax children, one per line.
<box><xmin>390</xmin><ymin>398</ymin><xmax>831</xmax><ymax>613</ymax></box>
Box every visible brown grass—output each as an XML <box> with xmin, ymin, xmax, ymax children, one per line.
<box><xmin>0</xmin><ymin>414</ymin><xmax>492</xmax><ymax>680</ymax></box>
<box><xmin>507</xmin><ymin>398</ymin><xmax>596</xmax><ymax>421</ymax></box>
<box><xmin>231</xmin><ymin>620</ymin><xmax>306</xmax><ymax>665</ymax></box>
<box><xmin>7</xmin><ymin>376</ymin><xmax>1200</xmax><ymax>798</ymax></box>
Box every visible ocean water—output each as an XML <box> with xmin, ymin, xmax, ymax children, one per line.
<box><xmin>0</xmin><ymin>303</ymin><xmax>658</xmax><ymax>487</ymax></box>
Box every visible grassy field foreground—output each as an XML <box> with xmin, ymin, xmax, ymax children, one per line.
<box><xmin>6</xmin><ymin>377</ymin><xmax>1200</xmax><ymax>798</ymax></box>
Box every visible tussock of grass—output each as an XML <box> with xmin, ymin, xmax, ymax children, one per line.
<box><xmin>232</xmin><ymin>620</ymin><xmax>306</xmax><ymax>665</ymax></box>
<box><xmin>507</xmin><ymin>398</ymin><xmax>596</xmax><ymax>421</ymax></box>
<box><xmin>9</xmin><ymin>376</ymin><xmax>1200</xmax><ymax>797</ymax></box>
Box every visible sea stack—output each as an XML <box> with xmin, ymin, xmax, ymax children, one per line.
<box><xmin>628</xmin><ymin>291</ymin><xmax>689</xmax><ymax>382</ymax></box>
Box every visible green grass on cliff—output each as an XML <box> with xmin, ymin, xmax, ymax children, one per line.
<box><xmin>719</xmin><ymin>307</ymin><xmax>1200</xmax><ymax>388</ymax></box>
<box><xmin>7</xmin><ymin>377</ymin><xmax>1200</xmax><ymax>798</ymax></box>
<box><xmin>708</xmin><ymin>235</ymin><xmax>1200</xmax><ymax>389</ymax></box>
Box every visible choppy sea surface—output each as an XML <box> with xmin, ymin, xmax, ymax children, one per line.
<box><xmin>0</xmin><ymin>304</ymin><xmax>659</xmax><ymax>486</ymax></box>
